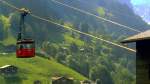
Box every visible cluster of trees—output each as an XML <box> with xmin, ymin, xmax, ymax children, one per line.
<box><xmin>40</xmin><ymin>24</ymin><xmax>136</xmax><ymax>83</ymax></box>
<box><xmin>36</xmin><ymin>20</ymin><xmax>136</xmax><ymax>83</ymax></box>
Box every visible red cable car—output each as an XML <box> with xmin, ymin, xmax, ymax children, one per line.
<box><xmin>16</xmin><ymin>8</ymin><xmax>35</xmax><ymax>58</ymax></box>
<box><xmin>16</xmin><ymin>39</ymin><xmax>35</xmax><ymax>58</ymax></box>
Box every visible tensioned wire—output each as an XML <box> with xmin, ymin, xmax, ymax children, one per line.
<box><xmin>51</xmin><ymin>0</ymin><xmax>141</xmax><ymax>33</ymax></box>
<box><xmin>1</xmin><ymin>0</ymin><xmax>136</xmax><ymax>53</ymax></box>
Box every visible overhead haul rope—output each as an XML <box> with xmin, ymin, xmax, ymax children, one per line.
<box><xmin>76</xmin><ymin>0</ymin><xmax>138</xmax><ymax>20</ymax></box>
<box><xmin>1</xmin><ymin>0</ymin><xmax>136</xmax><ymax>53</ymax></box>
<box><xmin>51</xmin><ymin>0</ymin><xmax>141</xmax><ymax>33</ymax></box>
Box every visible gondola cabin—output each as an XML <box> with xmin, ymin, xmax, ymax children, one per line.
<box><xmin>16</xmin><ymin>39</ymin><xmax>35</xmax><ymax>58</ymax></box>
<box><xmin>121</xmin><ymin>30</ymin><xmax>150</xmax><ymax>84</ymax></box>
<box><xmin>16</xmin><ymin>8</ymin><xmax>35</xmax><ymax>58</ymax></box>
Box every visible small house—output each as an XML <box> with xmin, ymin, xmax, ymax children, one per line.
<box><xmin>80</xmin><ymin>80</ymin><xmax>96</xmax><ymax>84</ymax></box>
<box><xmin>5</xmin><ymin>45</ymin><xmax>16</xmax><ymax>52</ymax></box>
<box><xmin>0</xmin><ymin>65</ymin><xmax>18</xmax><ymax>76</ymax></box>
<box><xmin>80</xmin><ymin>80</ymin><xmax>91</xmax><ymax>84</ymax></box>
<box><xmin>34</xmin><ymin>80</ymin><xmax>42</xmax><ymax>84</ymax></box>
<box><xmin>121</xmin><ymin>30</ymin><xmax>150</xmax><ymax>84</ymax></box>
<box><xmin>52</xmin><ymin>76</ymin><xmax>74</xmax><ymax>84</ymax></box>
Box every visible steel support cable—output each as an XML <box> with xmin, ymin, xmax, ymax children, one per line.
<box><xmin>51</xmin><ymin>0</ymin><xmax>141</xmax><ymax>33</ymax></box>
<box><xmin>77</xmin><ymin>0</ymin><xmax>138</xmax><ymax>20</ymax></box>
<box><xmin>1</xmin><ymin>0</ymin><xmax>136</xmax><ymax>53</ymax></box>
<box><xmin>0</xmin><ymin>0</ymin><xmax>20</xmax><ymax>10</ymax></box>
<box><xmin>31</xmin><ymin>14</ymin><xmax>136</xmax><ymax>52</ymax></box>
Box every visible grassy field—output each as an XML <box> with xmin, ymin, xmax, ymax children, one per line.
<box><xmin>0</xmin><ymin>53</ymin><xmax>86</xmax><ymax>84</ymax></box>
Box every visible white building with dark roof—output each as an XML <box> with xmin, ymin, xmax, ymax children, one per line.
<box><xmin>0</xmin><ymin>65</ymin><xmax>18</xmax><ymax>77</ymax></box>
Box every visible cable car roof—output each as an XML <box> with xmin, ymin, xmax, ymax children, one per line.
<box><xmin>17</xmin><ymin>39</ymin><xmax>34</xmax><ymax>44</ymax></box>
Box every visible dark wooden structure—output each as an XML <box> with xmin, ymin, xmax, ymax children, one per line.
<box><xmin>52</xmin><ymin>76</ymin><xmax>74</xmax><ymax>84</ymax></box>
<box><xmin>0</xmin><ymin>65</ymin><xmax>18</xmax><ymax>77</ymax></box>
<box><xmin>122</xmin><ymin>30</ymin><xmax>150</xmax><ymax>84</ymax></box>
<box><xmin>80</xmin><ymin>80</ymin><xmax>92</xmax><ymax>84</ymax></box>
<box><xmin>33</xmin><ymin>80</ymin><xmax>42</xmax><ymax>84</ymax></box>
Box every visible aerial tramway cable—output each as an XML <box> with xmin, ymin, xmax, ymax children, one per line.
<box><xmin>51</xmin><ymin>0</ymin><xmax>141</xmax><ymax>33</ymax></box>
<box><xmin>77</xmin><ymin>0</ymin><xmax>139</xmax><ymax>20</ymax></box>
<box><xmin>1</xmin><ymin>0</ymin><xmax>136</xmax><ymax>53</ymax></box>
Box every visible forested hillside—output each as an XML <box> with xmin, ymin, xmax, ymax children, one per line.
<box><xmin>0</xmin><ymin>0</ymin><xmax>149</xmax><ymax>84</ymax></box>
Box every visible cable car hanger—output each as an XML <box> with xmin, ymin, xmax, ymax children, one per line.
<box><xmin>16</xmin><ymin>8</ymin><xmax>35</xmax><ymax>58</ymax></box>
<box><xmin>17</xmin><ymin>8</ymin><xmax>30</xmax><ymax>40</ymax></box>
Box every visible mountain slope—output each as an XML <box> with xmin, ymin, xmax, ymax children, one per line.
<box><xmin>0</xmin><ymin>0</ymin><xmax>148</xmax><ymax>83</ymax></box>
<box><xmin>0</xmin><ymin>53</ymin><xmax>86</xmax><ymax>84</ymax></box>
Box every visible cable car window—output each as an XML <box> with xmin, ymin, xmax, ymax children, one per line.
<box><xmin>24</xmin><ymin>44</ymin><xmax>34</xmax><ymax>49</ymax></box>
<box><xmin>17</xmin><ymin>43</ymin><xmax>34</xmax><ymax>49</ymax></box>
